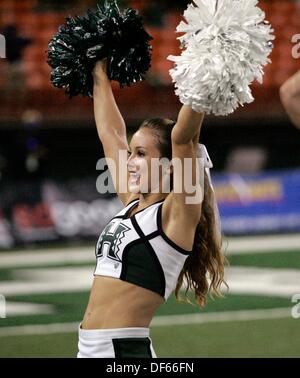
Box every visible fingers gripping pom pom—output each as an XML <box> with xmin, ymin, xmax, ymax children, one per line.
<box><xmin>47</xmin><ymin>0</ymin><xmax>153</xmax><ymax>98</ymax></box>
<box><xmin>168</xmin><ymin>0</ymin><xmax>275</xmax><ymax>116</ymax></box>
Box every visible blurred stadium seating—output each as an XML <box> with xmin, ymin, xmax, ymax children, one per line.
<box><xmin>0</xmin><ymin>0</ymin><xmax>299</xmax><ymax>121</ymax></box>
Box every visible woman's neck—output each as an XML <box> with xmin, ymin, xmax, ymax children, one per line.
<box><xmin>137</xmin><ymin>193</ymin><xmax>167</xmax><ymax>209</ymax></box>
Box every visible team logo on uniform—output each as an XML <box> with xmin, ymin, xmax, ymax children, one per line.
<box><xmin>96</xmin><ymin>219</ymin><xmax>130</xmax><ymax>263</ymax></box>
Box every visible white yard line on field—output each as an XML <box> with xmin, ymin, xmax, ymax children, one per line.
<box><xmin>150</xmin><ymin>307</ymin><xmax>292</xmax><ymax>326</ymax></box>
<box><xmin>0</xmin><ymin>233</ymin><xmax>299</xmax><ymax>269</ymax></box>
<box><xmin>0</xmin><ymin>247</ymin><xmax>94</xmax><ymax>268</ymax></box>
<box><xmin>0</xmin><ymin>307</ymin><xmax>292</xmax><ymax>337</ymax></box>
<box><xmin>225</xmin><ymin>233</ymin><xmax>300</xmax><ymax>255</ymax></box>
<box><xmin>0</xmin><ymin>267</ymin><xmax>94</xmax><ymax>296</ymax></box>
<box><xmin>4</xmin><ymin>302</ymin><xmax>55</xmax><ymax>316</ymax></box>
<box><xmin>1</xmin><ymin>266</ymin><xmax>299</xmax><ymax>298</ymax></box>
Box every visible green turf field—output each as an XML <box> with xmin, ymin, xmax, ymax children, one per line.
<box><xmin>0</xmin><ymin>240</ymin><xmax>299</xmax><ymax>358</ymax></box>
<box><xmin>0</xmin><ymin>318</ymin><xmax>299</xmax><ymax>358</ymax></box>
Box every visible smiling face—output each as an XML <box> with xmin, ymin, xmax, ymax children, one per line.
<box><xmin>127</xmin><ymin>128</ymin><xmax>171</xmax><ymax>195</ymax></box>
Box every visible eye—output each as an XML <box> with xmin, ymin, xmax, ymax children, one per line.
<box><xmin>127</xmin><ymin>150</ymin><xmax>131</xmax><ymax>156</ymax></box>
<box><xmin>137</xmin><ymin>150</ymin><xmax>145</xmax><ymax>157</ymax></box>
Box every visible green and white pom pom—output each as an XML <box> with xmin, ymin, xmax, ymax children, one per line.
<box><xmin>48</xmin><ymin>0</ymin><xmax>152</xmax><ymax>98</ymax></box>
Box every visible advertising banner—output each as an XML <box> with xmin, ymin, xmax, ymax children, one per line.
<box><xmin>214</xmin><ymin>169</ymin><xmax>300</xmax><ymax>235</ymax></box>
<box><xmin>1</xmin><ymin>168</ymin><xmax>300</xmax><ymax>248</ymax></box>
<box><xmin>0</xmin><ymin>179</ymin><xmax>122</xmax><ymax>249</ymax></box>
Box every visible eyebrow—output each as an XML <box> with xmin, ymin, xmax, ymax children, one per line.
<box><xmin>128</xmin><ymin>146</ymin><xmax>147</xmax><ymax>151</ymax></box>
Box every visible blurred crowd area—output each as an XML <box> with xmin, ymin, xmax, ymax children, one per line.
<box><xmin>0</xmin><ymin>0</ymin><xmax>189</xmax><ymax>97</ymax></box>
<box><xmin>0</xmin><ymin>0</ymin><xmax>299</xmax><ymax>110</ymax></box>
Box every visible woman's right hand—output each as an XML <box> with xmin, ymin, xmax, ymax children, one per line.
<box><xmin>92</xmin><ymin>59</ymin><xmax>109</xmax><ymax>84</ymax></box>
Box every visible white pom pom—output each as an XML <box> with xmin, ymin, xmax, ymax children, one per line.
<box><xmin>168</xmin><ymin>0</ymin><xmax>275</xmax><ymax>116</ymax></box>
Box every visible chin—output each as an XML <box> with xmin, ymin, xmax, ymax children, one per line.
<box><xmin>129</xmin><ymin>184</ymin><xmax>140</xmax><ymax>194</ymax></box>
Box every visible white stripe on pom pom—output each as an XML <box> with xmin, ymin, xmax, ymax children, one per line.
<box><xmin>168</xmin><ymin>0</ymin><xmax>275</xmax><ymax>116</ymax></box>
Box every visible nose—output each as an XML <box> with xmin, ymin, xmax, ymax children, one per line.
<box><xmin>127</xmin><ymin>154</ymin><xmax>141</xmax><ymax>173</ymax></box>
<box><xmin>127</xmin><ymin>154</ymin><xmax>135</xmax><ymax>170</ymax></box>
<box><xmin>127</xmin><ymin>153</ymin><xmax>132</xmax><ymax>166</ymax></box>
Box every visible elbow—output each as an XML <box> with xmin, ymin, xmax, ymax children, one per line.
<box><xmin>280</xmin><ymin>84</ymin><xmax>295</xmax><ymax>116</ymax></box>
<box><xmin>171</xmin><ymin>127</ymin><xmax>185</xmax><ymax>145</ymax></box>
<box><xmin>171</xmin><ymin>126</ymin><xmax>191</xmax><ymax>145</ymax></box>
<box><xmin>97</xmin><ymin>127</ymin><xmax>115</xmax><ymax>143</ymax></box>
<box><xmin>279</xmin><ymin>78</ymin><xmax>297</xmax><ymax>111</ymax></box>
<box><xmin>171</xmin><ymin>134</ymin><xmax>194</xmax><ymax>149</ymax></box>
<box><xmin>97</xmin><ymin>127</ymin><xmax>108</xmax><ymax>142</ymax></box>
<box><xmin>279</xmin><ymin>83</ymin><xmax>290</xmax><ymax>109</ymax></box>
<box><xmin>98</xmin><ymin>128</ymin><xmax>126</xmax><ymax>144</ymax></box>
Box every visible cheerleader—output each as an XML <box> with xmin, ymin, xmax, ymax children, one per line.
<box><xmin>46</xmin><ymin>0</ymin><xmax>273</xmax><ymax>358</ymax></box>
<box><xmin>77</xmin><ymin>59</ymin><xmax>226</xmax><ymax>358</ymax></box>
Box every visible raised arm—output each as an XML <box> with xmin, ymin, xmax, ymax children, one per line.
<box><xmin>163</xmin><ymin>105</ymin><xmax>204</xmax><ymax>230</ymax></box>
<box><xmin>280</xmin><ymin>70</ymin><xmax>300</xmax><ymax>129</ymax></box>
<box><xmin>93</xmin><ymin>61</ymin><xmax>132</xmax><ymax>205</ymax></box>
<box><xmin>171</xmin><ymin>105</ymin><xmax>204</xmax><ymax>145</ymax></box>
<box><xmin>161</xmin><ymin>105</ymin><xmax>205</xmax><ymax>251</ymax></box>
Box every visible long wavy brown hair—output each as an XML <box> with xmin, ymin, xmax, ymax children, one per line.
<box><xmin>139</xmin><ymin>118</ymin><xmax>228</xmax><ymax>308</ymax></box>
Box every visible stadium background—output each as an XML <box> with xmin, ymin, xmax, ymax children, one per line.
<box><xmin>0</xmin><ymin>0</ymin><xmax>300</xmax><ymax>357</ymax></box>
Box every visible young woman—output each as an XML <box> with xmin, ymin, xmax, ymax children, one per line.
<box><xmin>77</xmin><ymin>60</ymin><xmax>227</xmax><ymax>358</ymax></box>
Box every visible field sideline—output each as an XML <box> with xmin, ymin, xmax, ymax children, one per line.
<box><xmin>0</xmin><ymin>234</ymin><xmax>299</xmax><ymax>357</ymax></box>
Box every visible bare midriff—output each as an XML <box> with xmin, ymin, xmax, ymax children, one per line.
<box><xmin>81</xmin><ymin>275</ymin><xmax>164</xmax><ymax>329</ymax></box>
